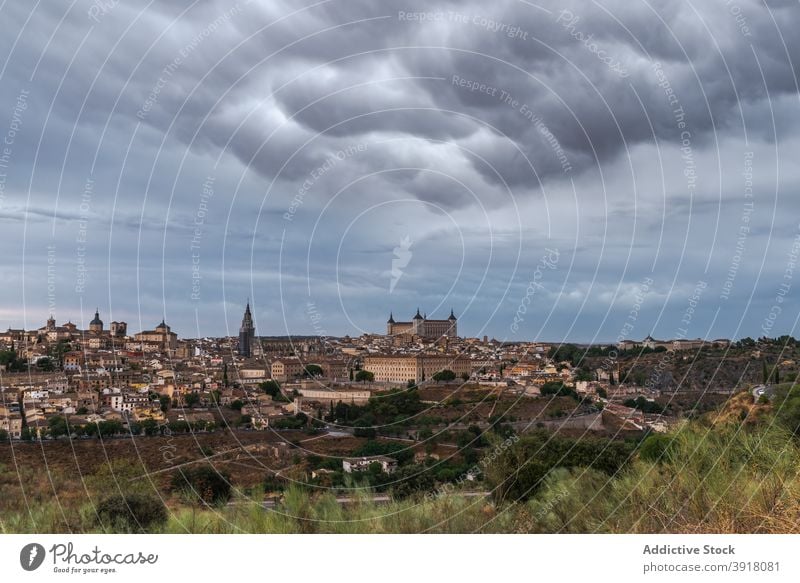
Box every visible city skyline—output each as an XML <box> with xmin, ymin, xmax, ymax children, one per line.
<box><xmin>0</xmin><ymin>303</ymin><xmax>790</xmax><ymax>346</ymax></box>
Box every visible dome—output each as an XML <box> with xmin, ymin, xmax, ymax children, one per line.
<box><xmin>90</xmin><ymin>310</ymin><xmax>103</xmax><ymax>326</ymax></box>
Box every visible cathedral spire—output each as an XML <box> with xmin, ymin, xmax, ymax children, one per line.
<box><xmin>239</xmin><ymin>301</ymin><xmax>256</xmax><ymax>357</ymax></box>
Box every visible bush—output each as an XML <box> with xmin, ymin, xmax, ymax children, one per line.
<box><xmin>624</xmin><ymin>396</ymin><xmax>666</xmax><ymax>414</ymax></box>
<box><xmin>171</xmin><ymin>466</ymin><xmax>232</xmax><ymax>505</ymax></box>
<box><xmin>391</xmin><ymin>464</ymin><xmax>436</xmax><ymax>500</ymax></box>
<box><xmin>540</xmin><ymin>381</ymin><xmax>578</xmax><ymax>399</ymax></box>
<box><xmin>432</xmin><ymin>369</ymin><xmax>456</xmax><ymax>382</ymax></box>
<box><xmin>353</xmin><ymin>440</ymin><xmax>413</xmax><ymax>464</ymax></box>
<box><xmin>95</xmin><ymin>493</ymin><xmax>168</xmax><ymax>533</ymax></box>
<box><xmin>353</xmin><ymin>426</ymin><xmax>377</xmax><ymax>438</ymax></box>
<box><xmin>638</xmin><ymin>433</ymin><xmax>676</xmax><ymax>463</ymax></box>
<box><xmin>774</xmin><ymin>384</ymin><xmax>800</xmax><ymax>435</ymax></box>
<box><xmin>484</xmin><ymin>432</ymin><xmax>633</xmax><ymax>502</ymax></box>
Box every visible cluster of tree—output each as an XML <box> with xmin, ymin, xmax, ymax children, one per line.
<box><xmin>623</xmin><ymin>396</ymin><xmax>667</xmax><ymax>414</ymax></box>
<box><xmin>548</xmin><ymin>344</ymin><xmax>618</xmax><ymax>367</ymax></box>
<box><xmin>352</xmin><ymin>439</ymin><xmax>414</xmax><ymax>464</ymax></box>
<box><xmin>0</xmin><ymin>349</ymin><xmax>27</xmax><ymax>372</ymax></box>
<box><xmin>132</xmin><ymin>419</ymin><xmax>215</xmax><ymax>435</ymax></box>
<box><xmin>40</xmin><ymin>416</ymin><xmax>126</xmax><ymax>439</ymax></box>
<box><xmin>389</xmin><ymin>464</ymin><xmax>436</xmax><ymax>499</ymax></box>
<box><xmin>761</xmin><ymin>360</ymin><xmax>783</xmax><ymax>384</ymax></box>
<box><xmin>272</xmin><ymin>412</ymin><xmax>309</xmax><ymax>430</ymax></box>
<box><xmin>35</xmin><ymin>415</ymin><xmax>219</xmax><ymax>440</ymax></box>
<box><xmin>48</xmin><ymin>339</ymin><xmax>72</xmax><ymax>369</ymax></box>
<box><xmin>548</xmin><ymin>344</ymin><xmax>586</xmax><ymax>367</ymax></box>
<box><xmin>325</xmin><ymin>388</ymin><xmax>425</xmax><ymax>430</ymax></box>
<box><xmin>736</xmin><ymin>335</ymin><xmax>797</xmax><ymax>348</ymax></box>
<box><xmin>455</xmin><ymin>425</ymin><xmax>489</xmax><ymax>448</ymax></box>
<box><xmin>774</xmin><ymin>384</ymin><xmax>800</xmax><ymax>435</ymax></box>
<box><xmin>484</xmin><ymin>432</ymin><xmax>634</xmax><ymax>502</ymax></box>
<box><xmin>539</xmin><ymin>381</ymin><xmax>580</xmax><ymax>400</ymax></box>
<box><xmin>432</xmin><ymin>369</ymin><xmax>457</xmax><ymax>382</ymax></box>
<box><xmin>303</xmin><ymin>364</ymin><xmax>324</xmax><ymax>378</ymax></box>
<box><xmin>34</xmin><ymin>356</ymin><xmax>56</xmax><ymax>371</ymax></box>
<box><xmin>259</xmin><ymin>380</ymin><xmax>290</xmax><ymax>402</ymax></box>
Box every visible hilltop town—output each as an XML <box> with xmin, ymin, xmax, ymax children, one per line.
<box><xmin>1</xmin><ymin>304</ymin><xmax>798</xmax><ymax>495</ymax></box>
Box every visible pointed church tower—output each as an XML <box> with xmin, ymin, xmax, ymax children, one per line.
<box><xmin>238</xmin><ymin>301</ymin><xmax>256</xmax><ymax>357</ymax></box>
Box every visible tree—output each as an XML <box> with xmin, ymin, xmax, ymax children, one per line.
<box><xmin>624</xmin><ymin>396</ymin><xmax>666</xmax><ymax>414</ymax></box>
<box><xmin>260</xmin><ymin>380</ymin><xmax>284</xmax><ymax>400</ymax></box>
<box><xmin>484</xmin><ymin>432</ymin><xmax>633</xmax><ymax>502</ymax></box>
<box><xmin>184</xmin><ymin>392</ymin><xmax>200</xmax><ymax>407</ymax></box>
<box><xmin>140</xmin><ymin>419</ymin><xmax>160</xmax><ymax>436</ymax></box>
<box><xmin>37</xmin><ymin>357</ymin><xmax>55</xmax><ymax>372</ymax></box>
<box><xmin>353</xmin><ymin>426</ymin><xmax>377</xmax><ymax>438</ymax></box>
<box><xmin>391</xmin><ymin>464</ymin><xmax>435</xmax><ymax>500</ymax></box>
<box><xmin>47</xmin><ymin>415</ymin><xmax>69</xmax><ymax>438</ymax></box>
<box><xmin>304</xmin><ymin>364</ymin><xmax>324</xmax><ymax>378</ymax></box>
<box><xmin>53</xmin><ymin>339</ymin><xmax>71</xmax><ymax>366</ymax></box>
<box><xmin>95</xmin><ymin>493</ymin><xmax>168</xmax><ymax>533</ymax></box>
<box><xmin>0</xmin><ymin>349</ymin><xmax>25</xmax><ymax>372</ymax></box>
<box><xmin>432</xmin><ymin>369</ymin><xmax>456</xmax><ymax>383</ymax></box>
<box><xmin>460</xmin><ymin>372</ymin><xmax>470</xmax><ymax>382</ymax></box>
<box><xmin>763</xmin><ymin>360</ymin><xmax>769</xmax><ymax>384</ymax></box>
<box><xmin>159</xmin><ymin>395</ymin><xmax>171</xmax><ymax>413</ymax></box>
<box><xmin>355</xmin><ymin>370</ymin><xmax>374</xmax><ymax>383</ymax></box>
<box><xmin>540</xmin><ymin>381</ymin><xmax>578</xmax><ymax>399</ymax></box>
<box><xmin>0</xmin><ymin>429</ymin><xmax>8</xmax><ymax>441</ymax></box>
<box><xmin>97</xmin><ymin>420</ymin><xmax>124</xmax><ymax>436</ymax></box>
<box><xmin>171</xmin><ymin>466</ymin><xmax>232</xmax><ymax>505</ymax></box>
<box><xmin>230</xmin><ymin>399</ymin><xmax>244</xmax><ymax>411</ymax></box>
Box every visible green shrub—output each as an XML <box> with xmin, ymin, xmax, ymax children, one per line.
<box><xmin>484</xmin><ymin>432</ymin><xmax>633</xmax><ymax>502</ymax></box>
<box><xmin>171</xmin><ymin>466</ymin><xmax>232</xmax><ymax>505</ymax></box>
<box><xmin>95</xmin><ymin>493</ymin><xmax>168</xmax><ymax>533</ymax></box>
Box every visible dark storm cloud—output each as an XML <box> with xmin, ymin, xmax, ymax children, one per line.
<box><xmin>0</xmin><ymin>0</ymin><xmax>798</xmax><ymax>339</ymax></box>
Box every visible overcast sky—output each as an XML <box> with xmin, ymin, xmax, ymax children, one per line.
<box><xmin>0</xmin><ymin>0</ymin><xmax>798</xmax><ymax>342</ymax></box>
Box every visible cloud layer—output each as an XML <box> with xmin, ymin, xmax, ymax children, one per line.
<box><xmin>0</xmin><ymin>0</ymin><xmax>798</xmax><ymax>342</ymax></box>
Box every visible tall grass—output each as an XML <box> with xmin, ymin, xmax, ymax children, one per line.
<box><xmin>3</xmin><ymin>419</ymin><xmax>800</xmax><ymax>533</ymax></box>
<box><xmin>523</xmin><ymin>421</ymin><xmax>800</xmax><ymax>533</ymax></box>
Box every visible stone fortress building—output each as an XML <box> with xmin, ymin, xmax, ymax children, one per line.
<box><xmin>386</xmin><ymin>308</ymin><xmax>457</xmax><ymax>339</ymax></box>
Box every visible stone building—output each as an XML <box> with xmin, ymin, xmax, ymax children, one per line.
<box><xmin>363</xmin><ymin>353</ymin><xmax>472</xmax><ymax>383</ymax></box>
<box><xmin>238</xmin><ymin>302</ymin><xmax>256</xmax><ymax>357</ymax></box>
<box><xmin>386</xmin><ymin>308</ymin><xmax>457</xmax><ymax>339</ymax></box>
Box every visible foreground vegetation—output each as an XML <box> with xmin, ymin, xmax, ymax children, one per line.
<box><xmin>4</xmin><ymin>388</ymin><xmax>800</xmax><ymax>533</ymax></box>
